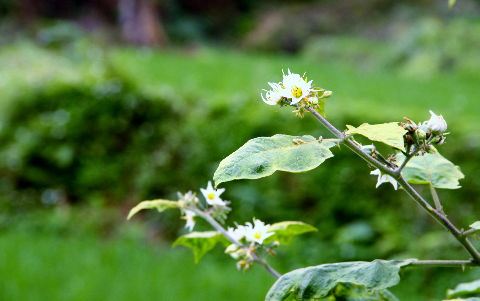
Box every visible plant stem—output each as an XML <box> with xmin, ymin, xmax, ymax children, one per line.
<box><xmin>462</xmin><ymin>228</ymin><xmax>480</xmax><ymax>238</ymax></box>
<box><xmin>307</xmin><ymin>108</ymin><xmax>393</xmax><ymax>176</ymax></box>
<box><xmin>191</xmin><ymin>207</ymin><xmax>282</xmax><ymax>279</ymax></box>
<box><xmin>307</xmin><ymin>106</ymin><xmax>480</xmax><ymax>264</ymax></box>
<box><xmin>408</xmin><ymin>260</ymin><xmax>479</xmax><ymax>268</ymax></box>
<box><xmin>395</xmin><ymin>146</ymin><xmax>420</xmax><ymax>175</ymax></box>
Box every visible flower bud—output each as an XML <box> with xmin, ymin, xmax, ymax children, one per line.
<box><xmin>323</xmin><ymin>91</ymin><xmax>333</xmax><ymax>98</ymax></box>
<box><xmin>426</xmin><ymin>144</ymin><xmax>437</xmax><ymax>154</ymax></box>
<box><xmin>416</xmin><ymin>129</ymin><xmax>426</xmax><ymax>141</ymax></box>
<box><xmin>426</xmin><ymin>110</ymin><xmax>447</xmax><ymax>135</ymax></box>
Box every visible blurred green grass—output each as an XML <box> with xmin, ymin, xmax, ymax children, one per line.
<box><xmin>0</xmin><ymin>209</ymin><xmax>275</xmax><ymax>301</ymax></box>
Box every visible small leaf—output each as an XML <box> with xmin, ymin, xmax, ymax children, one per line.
<box><xmin>263</xmin><ymin>221</ymin><xmax>318</xmax><ymax>245</ymax></box>
<box><xmin>470</xmin><ymin>222</ymin><xmax>480</xmax><ymax>230</ymax></box>
<box><xmin>172</xmin><ymin>231</ymin><xmax>226</xmax><ymax>263</ymax></box>
<box><xmin>397</xmin><ymin>152</ymin><xmax>464</xmax><ymax>189</ymax></box>
<box><xmin>127</xmin><ymin>199</ymin><xmax>178</xmax><ymax>220</ymax></box>
<box><xmin>346</xmin><ymin>123</ymin><xmax>407</xmax><ymax>151</ymax></box>
<box><xmin>265</xmin><ymin>259</ymin><xmax>417</xmax><ymax>301</ymax></box>
<box><xmin>447</xmin><ymin>280</ymin><xmax>480</xmax><ymax>298</ymax></box>
<box><xmin>214</xmin><ymin>134</ymin><xmax>335</xmax><ymax>187</ymax></box>
<box><xmin>317</xmin><ymin>98</ymin><xmax>326</xmax><ymax>118</ymax></box>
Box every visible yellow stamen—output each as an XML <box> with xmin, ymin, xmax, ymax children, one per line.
<box><xmin>292</xmin><ymin>86</ymin><xmax>302</xmax><ymax>98</ymax></box>
<box><xmin>207</xmin><ymin>193</ymin><xmax>215</xmax><ymax>200</ymax></box>
<box><xmin>254</xmin><ymin>231</ymin><xmax>262</xmax><ymax>239</ymax></box>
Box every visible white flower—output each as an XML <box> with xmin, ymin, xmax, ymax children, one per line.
<box><xmin>183</xmin><ymin>210</ymin><xmax>196</xmax><ymax>232</ymax></box>
<box><xmin>237</xmin><ymin>218</ymin><xmax>274</xmax><ymax>244</ymax></box>
<box><xmin>281</xmin><ymin>69</ymin><xmax>313</xmax><ymax>105</ymax></box>
<box><xmin>227</xmin><ymin>226</ymin><xmax>244</xmax><ymax>241</ymax></box>
<box><xmin>200</xmin><ymin>181</ymin><xmax>226</xmax><ymax>206</ymax></box>
<box><xmin>426</xmin><ymin>110</ymin><xmax>447</xmax><ymax>135</ymax></box>
<box><xmin>261</xmin><ymin>82</ymin><xmax>285</xmax><ymax>105</ymax></box>
<box><xmin>370</xmin><ymin>169</ymin><xmax>398</xmax><ymax>190</ymax></box>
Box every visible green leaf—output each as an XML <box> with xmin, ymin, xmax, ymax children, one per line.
<box><xmin>127</xmin><ymin>199</ymin><xmax>178</xmax><ymax>220</ymax></box>
<box><xmin>447</xmin><ymin>280</ymin><xmax>480</xmax><ymax>298</ymax></box>
<box><xmin>449</xmin><ymin>0</ymin><xmax>457</xmax><ymax>9</ymax></box>
<box><xmin>331</xmin><ymin>283</ymin><xmax>399</xmax><ymax>301</ymax></box>
<box><xmin>213</xmin><ymin>134</ymin><xmax>335</xmax><ymax>187</ymax></box>
<box><xmin>263</xmin><ymin>221</ymin><xmax>318</xmax><ymax>245</ymax></box>
<box><xmin>265</xmin><ymin>259</ymin><xmax>417</xmax><ymax>301</ymax></box>
<box><xmin>345</xmin><ymin>123</ymin><xmax>407</xmax><ymax>152</ymax></box>
<box><xmin>172</xmin><ymin>231</ymin><xmax>226</xmax><ymax>263</ymax></box>
<box><xmin>397</xmin><ymin>152</ymin><xmax>464</xmax><ymax>189</ymax></box>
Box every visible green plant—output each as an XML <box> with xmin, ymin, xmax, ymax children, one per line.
<box><xmin>129</xmin><ymin>69</ymin><xmax>480</xmax><ymax>300</ymax></box>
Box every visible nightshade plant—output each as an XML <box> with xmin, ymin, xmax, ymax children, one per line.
<box><xmin>128</xmin><ymin>69</ymin><xmax>480</xmax><ymax>301</ymax></box>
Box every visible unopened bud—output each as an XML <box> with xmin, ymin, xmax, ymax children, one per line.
<box><xmin>323</xmin><ymin>91</ymin><xmax>332</xmax><ymax>98</ymax></box>
<box><xmin>426</xmin><ymin>110</ymin><xmax>447</xmax><ymax>135</ymax></box>
<box><xmin>416</xmin><ymin>129</ymin><xmax>426</xmax><ymax>141</ymax></box>
<box><xmin>426</xmin><ymin>145</ymin><xmax>437</xmax><ymax>154</ymax></box>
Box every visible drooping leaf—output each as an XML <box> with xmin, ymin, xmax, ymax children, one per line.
<box><xmin>330</xmin><ymin>283</ymin><xmax>399</xmax><ymax>301</ymax></box>
<box><xmin>213</xmin><ymin>134</ymin><xmax>335</xmax><ymax>187</ymax></box>
<box><xmin>127</xmin><ymin>199</ymin><xmax>178</xmax><ymax>220</ymax></box>
<box><xmin>470</xmin><ymin>222</ymin><xmax>480</xmax><ymax>230</ymax></box>
<box><xmin>346</xmin><ymin>123</ymin><xmax>407</xmax><ymax>152</ymax></box>
<box><xmin>397</xmin><ymin>152</ymin><xmax>464</xmax><ymax>189</ymax></box>
<box><xmin>447</xmin><ymin>280</ymin><xmax>480</xmax><ymax>298</ymax></box>
<box><xmin>263</xmin><ymin>221</ymin><xmax>318</xmax><ymax>245</ymax></box>
<box><xmin>265</xmin><ymin>259</ymin><xmax>417</xmax><ymax>301</ymax></box>
<box><xmin>172</xmin><ymin>231</ymin><xmax>227</xmax><ymax>263</ymax></box>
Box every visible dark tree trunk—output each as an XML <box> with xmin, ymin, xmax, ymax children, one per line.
<box><xmin>118</xmin><ymin>0</ymin><xmax>168</xmax><ymax>47</ymax></box>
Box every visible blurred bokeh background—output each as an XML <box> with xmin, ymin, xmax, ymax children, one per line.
<box><xmin>1</xmin><ymin>0</ymin><xmax>480</xmax><ymax>300</ymax></box>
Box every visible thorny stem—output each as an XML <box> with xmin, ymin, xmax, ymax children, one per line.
<box><xmin>307</xmin><ymin>106</ymin><xmax>480</xmax><ymax>264</ymax></box>
<box><xmin>190</xmin><ymin>207</ymin><xmax>282</xmax><ymax>279</ymax></box>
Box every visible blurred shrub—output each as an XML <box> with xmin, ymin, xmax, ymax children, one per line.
<box><xmin>302</xmin><ymin>16</ymin><xmax>480</xmax><ymax>79</ymax></box>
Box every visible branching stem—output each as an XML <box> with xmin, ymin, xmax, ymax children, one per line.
<box><xmin>307</xmin><ymin>106</ymin><xmax>480</xmax><ymax>264</ymax></box>
<box><xmin>190</xmin><ymin>207</ymin><xmax>282</xmax><ymax>279</ymax></box>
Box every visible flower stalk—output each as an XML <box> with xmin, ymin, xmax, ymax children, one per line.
<box><xmin>189</xmin><ymin>207</ymin><xmax>281</xmax><ymax>279</ymax></box>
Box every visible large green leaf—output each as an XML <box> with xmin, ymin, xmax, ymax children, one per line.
<box><xmin>172</xmin><ymin>231</ymin><xmax>227</xmax><ymax>263</ymax></box>
<box><xmin>397</xmin><ymin>152</ymin><xmax>464</xmax><ymax>189</ymax></box>
<box><xmin>265</xmin><ymin>259</ymin><xmax>417</xmax><ymax>301</ymax></box>
<box><xmin>213</xmin><ymin>135</ymin><xmax>335</xmax><ymax>187</ymax></box>
<box><xmin>346</xmin><ymin>123</ymin><xmax>407</xmax><ymax>152</ymax></box>
<box><xmin>447</xmin><ymin>280</ymin><xmax>480</xmax><ymax>298</ymax></box>
<box><xmin>263</xmin><ymin>221</ymin><xmax>318</xmax><ymax>245</ymax></box>
<box><xmin>127</xmin><ymin>199</ymin><xmax>178</xmax><ymax>220</ymax></box>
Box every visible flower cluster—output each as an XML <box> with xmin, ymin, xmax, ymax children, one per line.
<box><xmin>228</xmin><ymin>218</ymin><xmax>274</xmax><ymax>245</ymax></box>
<box><xmin>261</xmin><ymin>69</ymin><xmax>332</xmax><ymax>118</ymax></box>
<box><xmin>179</xmin><ymin>181</ymin><xmax>228</xmax><ymax>232</ymax></box>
